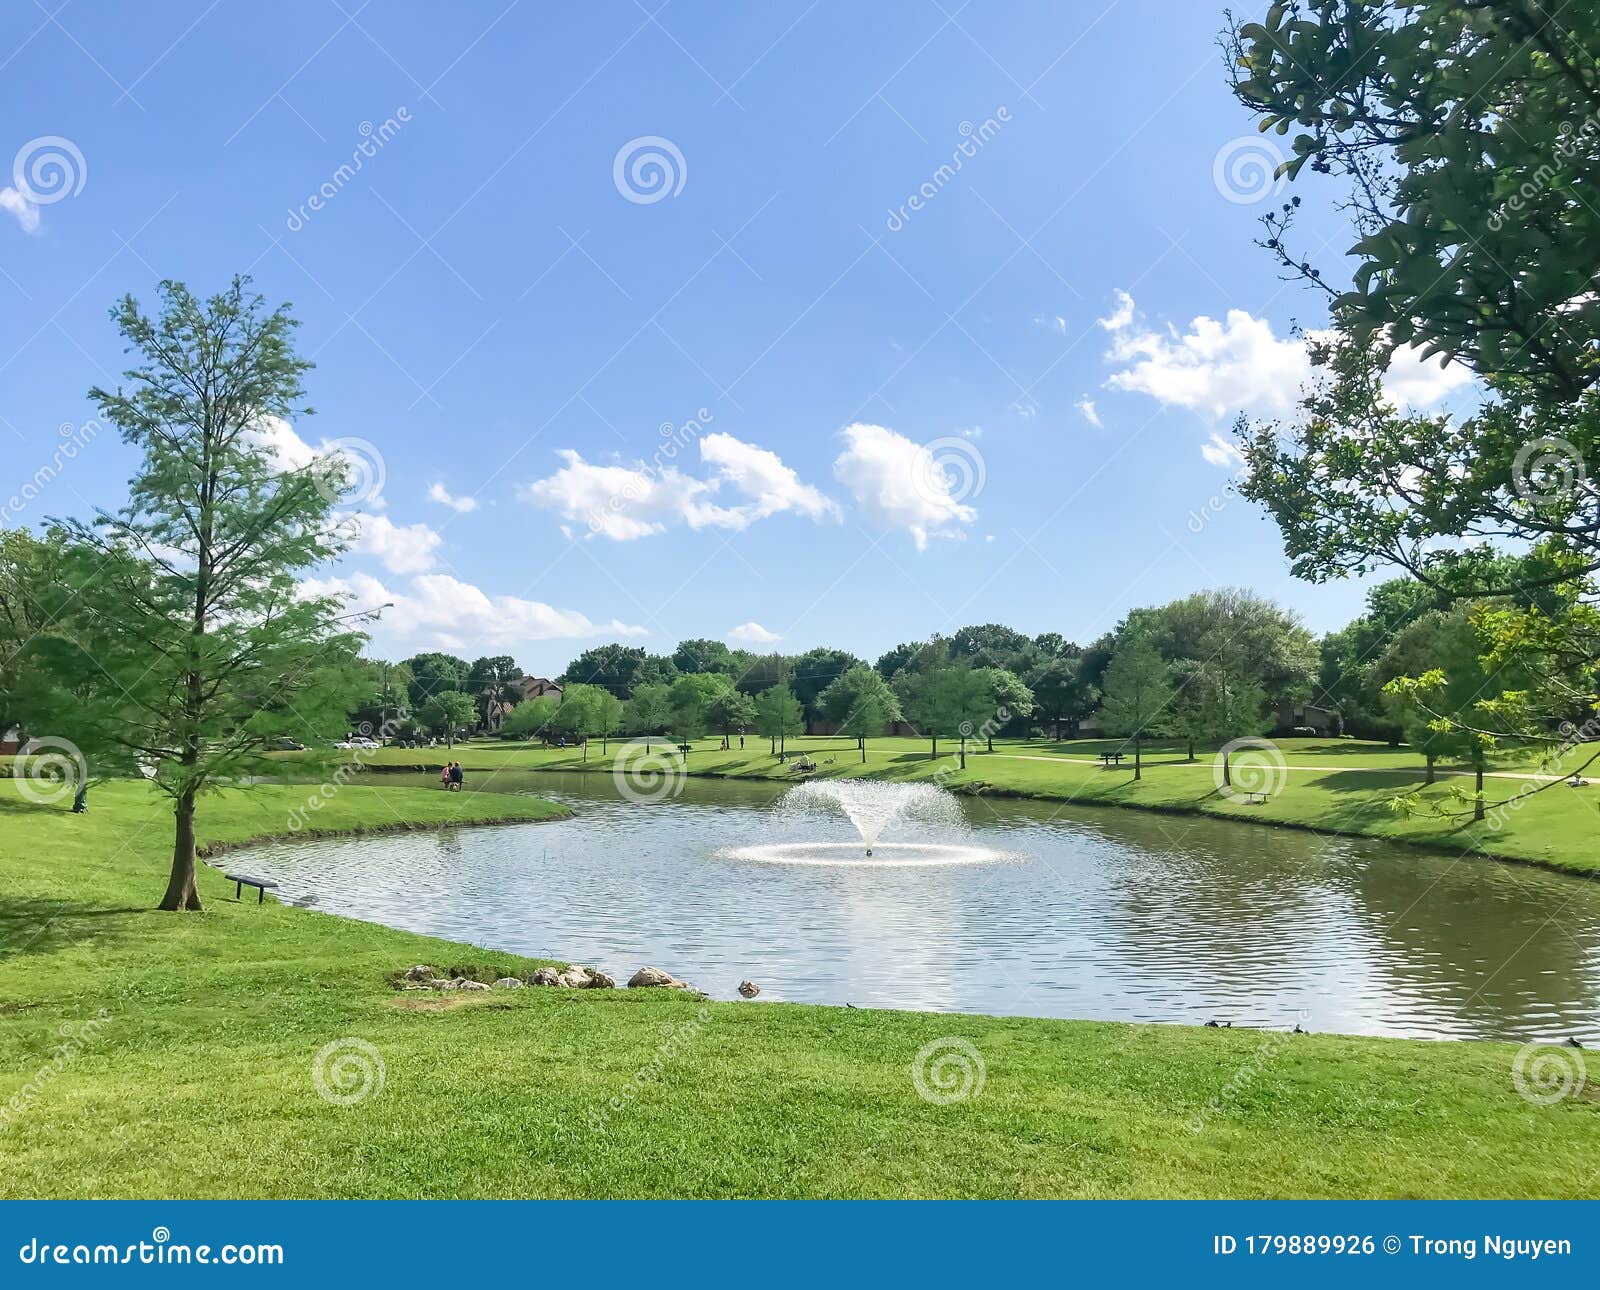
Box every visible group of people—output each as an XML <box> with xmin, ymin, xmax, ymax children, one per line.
<box><xmin>439</xmin><ymin>761</ymin><xmax>465</xmax><ymax>791</ymax></box>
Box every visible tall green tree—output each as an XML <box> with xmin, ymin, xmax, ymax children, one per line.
<box><xmin>819</xmin><ymin>664</ymin><xmax>902</xmax><ymax>762</ymax></box>
<box><xmin>668</xmin><ymin>673</ymin><xmax>728</xmax><ymax>749</ymax></box>
<box><xmin>501</xmin><ymin>694</ymin><xmax>558</xmax><ymax>741</ymax></box>
<box><xmin>622</xmin><ymin>682</ymin><xmax>674</xmax><ymax>751</ymax></box>
<box><xmin>466</xmin><ymin>654</ymin><xmax>521</xmax><ymax>726</ymax></box>
<box><xmin>402</xmin><ymin>652</ymin><xmax>468</xmax><ymax>708</ymax></box>
<box><xmin>418</xmin><ymin>691</ymin><xmax>477</xmax><ymax>748</ymax></box>
<box><xmin>707</xmin><ymin>686</ymin><xmax>756</xmax><ymax>748</ymax></box>
<box><xmin>560</xmin><ymin>643</ymin><xmax>647</xmax><ymax>698</ymax></box>
<box><xmin>1097</xmin><ymin>635</ymin><xmax>1173</xmax><ymax>781</ymax></box>
<box><xmin>791</xmin><ymin>646</ymin><xmax>863</xmax><ymax>723</ymax></box>
<box><xmin>974</xmin><ymin>667</ymin><xmax>1033</xmax><ymax>753</ymax></box>
<box><xmin>752</xmin><ymin>683</ymin><xmax>804</xmax><ymax>756</ymax></box>
<box><xmin>56</xmin><ymin>277</ymin><xmax>366</xmax><ymax>910</ymax></box>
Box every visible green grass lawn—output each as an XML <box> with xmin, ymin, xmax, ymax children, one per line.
<box><xmin>1</xmin><ymin>778</ymin><xmax>1596</xmax><ymax>1198</ymax></box>
<box><xmin>331</xmin><ymin>734</ymin><xmax>1600</xmax><ymax>878</ymax></box>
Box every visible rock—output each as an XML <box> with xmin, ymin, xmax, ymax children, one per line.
<box><xmin>586</xmin><ymin>970</ymin><xmax>616</xmax><ymax>989</ymax></box>
<box><xmin>556</xmin><ymin>965</ymin><xmax>594</xmax><ymax>988</ymax></box>
<box><xmin>493</xmin><ymin>977</ymin><xmax>525</xmax><ymax>989</ymax></box>
<box><xmin>738</xmin><ymin>980</ymin><xmax>760</xmax><ymax>998</ymax></box>
<box><xmin>527</xmin><ymin>967</ymin><xmax>561</xmax><ymax>986</ymax></box>
<box><xmin>429</xmin><ymin>977</ymin><xmax>461</xmax><ymax>990</ymax></box>
<box><xmin>628</xmin><ymin>966</ymin><xmax>689</xmax><ymax>990</ymax></box>
<box><xmin>457</xmin><ymin>979</ymin><xmax>491</xmax><ymax>992</ymax></box>
<box><xmin>403</xmin><ymin>964</ymin><xmax>437</xmax><ymax>981</ymax></box>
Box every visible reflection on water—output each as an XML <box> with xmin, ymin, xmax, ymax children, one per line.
<box><xmin>245</xmin><ymin>772</ymin><xmax>1600</xmax><ymax>1040</ymax></box>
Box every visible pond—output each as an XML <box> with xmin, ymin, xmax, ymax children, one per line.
<box><xmin>246</xmin><ymin>771</ymin><xmax>1600</xmax><ymax>1041</ymax></box>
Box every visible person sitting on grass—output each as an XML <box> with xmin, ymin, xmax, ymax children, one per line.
<box><xmin>440</xmin><ymin>764</ymin><xmax>451</xmax><ymax>789</ymax></box>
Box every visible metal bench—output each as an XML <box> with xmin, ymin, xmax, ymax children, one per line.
<box><xmin>1244</xmin><ymin>791</ymin><xmax>1269</xmax><ymax>805</ymax></box>
<box><xmin>226</xmin><ymin>873</ymin><xmax>279</xmax><ymax>904</ymax></box>
<box><xmin>1100</xmin><ymin>752</ymin><xmax>1125</xmax><ymax>767</ymax></box>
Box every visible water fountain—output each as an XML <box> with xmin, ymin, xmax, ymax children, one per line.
<box><xmin>722</xmin><ymin>780</ymin><xmax>1003</xmax><ymax>867</ymax></box>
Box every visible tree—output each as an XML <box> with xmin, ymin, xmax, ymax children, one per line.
<box><xmin>466</xmin><ymin>655</ymin><xmax>521</xmax><ymax>727</ymax></box>
<box><xmin>54</xmin><ymin>277</ymin><xmax>366</xmax><ymax>910</ymax></box>
<box><xmin>622</xmin><ymin>683</ymin><xmax>674</xmax><ymax>751</ymax></box>
<box><xmin>560</xmin><ymin>643</ymin><xmax>647</xmax><ymax>698</ymax></box>
<box><xmin>1027</xmin><ymin>640</ymin><xmax>1095</xmax><ymax>740</ymax></box>
<box><xmin>501</xmin><ymin>695</ymin><xmax>558</xmax><ymax>741</ymax></box>
<box><xmin>974</xmin><ymin>667</ymin><xmax>1033</xmax><ymax>753</ymax></box>
<box><xmin>818</xmin><ymin>665</ymin><xmax>902</xmax><ymax>762</ymax></box>
<box><xmin>1228</xmin><ymin>3</ymin><xmax>1600</xmax><ymax>617</ymax></box>
<box><xmin>402</xmin><ymin>652</ymin><xmax>468</xmax><ymax>709</ymax></box>
<box><xmin>1228</xmin><ymin>1</ymin><xmax>1600</xmax><ymax>403</ymax></box>
<box><xmin>752</xmin><ymin>683</ymin><xmax>804</xmax><ymax>757</ymax></box>
<box><xmin>1127</xmin><ymin>589</ymin><xmax>1317</xmax><ymax>712</ymax></box>
<box><xmin>791</xmin><ymin>646</ymin><xmax>863</xmax><ymax>724</ymax></box>
<box><xmin>668</xmin><ymin>673</ymin><xmax>727</xmax><ymax>749</ymax></box>
<box><xmin>1195</xmin><ymin>639</ymin><xmax>1270</xmax><ymax>790</ymax></box>
<box><xmin>951</xmin><ymin>622</ymin><xmax>1034</xmax><ymax>674</ymax></box>
<box><xmin>418</xmin><ymin>691</ymin><xmax>477</xmax><ymax>747</ymax></box>
<box><xmin>707</xmin><ymin>686</ymin><xmax>755</xmax><ymax>749</ymax></box>
<box><xmin>1097</xmin><ymin>635</ymin><xmax>1172</xmax><ymax>780</ymax></box>
<box><xmin>672</xmin><ymin>637</ymin><xmax>735</xmax><ymax>675</ymax></box>
<box><xmin>1381</xmin><ymin>606</ymin><xmax>1513</xmax><ymax>816</ymax></box>
<box><xmin>550</xmin><ymin>682</ymin><xmax>622</xmax><ymax>760</ymax></box>
<box><xmin>0</xmin><ymin>528</ymin><xmax>59</xmax><ymax>747</ymax></box>
<box><xmin>899</xmin><ymin>664</ymin><xmax>994</xmax><ymax>768</ymax></box>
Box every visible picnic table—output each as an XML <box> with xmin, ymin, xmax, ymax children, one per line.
<box><xmin>1099</xmin><ymin>751</ymin><xmax>1125</xmax><ymax>767</ymax></box>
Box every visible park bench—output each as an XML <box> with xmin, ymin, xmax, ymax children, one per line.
<box><xmin>1100</xmin><ymin>752</ymin><xmax>1125</xmax><ymax>767</ymax></box>
<box><xmin>226</xmin><ymin>873</ymin><xmax>279</xmax><ymax>904</ymax></box>
<box><xmin>1243</xmin><ymin>791</ymin><xmax>1269</xmax><ymax>805</ymax></box>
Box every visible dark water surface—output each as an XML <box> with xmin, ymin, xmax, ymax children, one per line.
<box><xmin>245</xmin><ymin>771</ymin><xmax>1600</xmax><ymax>1040</ymax></box>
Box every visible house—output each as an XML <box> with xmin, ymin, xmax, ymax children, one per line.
<box><xmin>1275</xmin><ymin>702</ymin><xmax>1342</xmax><ymax>737</ymax></box>
<box><xmin>0</xmin><ymin>728</ymin><xmax>19</xmax><ymax>755</ymax></box>
<box><xmin>519</xmin><ymin>677</ymin><xmax>563</xmax><ymax>702</ymax></box>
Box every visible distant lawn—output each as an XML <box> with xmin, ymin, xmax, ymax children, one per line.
<box><xmin>1</xmin><ymin>778</ymin><xmax>1596</xmax><ymax>1199</ymax></box>
<box><xmin>311</xmin><ymin>734</ymin><xmax>1600</xmax><ymax>878</ymax></box>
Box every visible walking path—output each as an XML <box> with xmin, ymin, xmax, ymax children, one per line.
<box><xmin>984</xmin><ymin>753</ymin><xmax>1579</xmax><ymax>784</ymax></box>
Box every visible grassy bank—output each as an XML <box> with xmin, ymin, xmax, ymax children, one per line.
<box><xmin>1</xmin><ymin>779</ymin><xmax>1596</xmax><ymax>1198</ymax></box>
<box><xmin>342</xmin><ymin>735</ymin><xmax>1600</xmax><ymax>878</ymax></box>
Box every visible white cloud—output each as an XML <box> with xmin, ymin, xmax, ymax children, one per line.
<box><xmin>1098</xmin><ymin>290</ymin><xmax>1136</xmax><ymax>332</ymax></box>
<box><xmin>519</xmin><ymin>434</ymin><xmax>835</xmax><ymax>541</ymax></box>
<box><xmin>832</xmin><ymin>423</ymin><xmax>977</xmax><ymax>551</ymax></box>
<box><xmin>346</xmin><ymin>512</ymin><xmax>442</xmax><ymax>575</ymax></box>
<box><xmin>1101</xmin><ymin>295</ymin><xmax>1475</xmax><ymax>423</ymax></box>
<box><xmin>728</xmin><ymin>621</ymin><xmax>779</xmax><ymax>644</ymax></box>
<box><xmin>1200</xmin><ymin>432</ymin><xmax>1244</xmax><ymax>469</ymax></box>
<box><xmin>1034</xmin><ymin>314</ymin><xmax>1068</xmax><ymax>336</ymax></box>
<box><xmin>428</xmin><ymin>482</ymin><xmax>478</xmax><ymax>513</ymax></box>
<box><xmin>243</xmin><ymin>416</ymin><xmax>387</xmax><ymax>508</ymax></box>
<box><xmin>520</xmin><ymin>450</ymin><xmax>711</xmax><ymax>540</ymax></box>
<box><xmin>298</xmin><ymin>570</ymin><xmax>646</xmax><ymax>652</ymax></box>
<box><xmin>0</xmin><ymin>187</ymin><xmax>41</xmax><ymax>234</ymax></box>
<box><xmin>1077</xmin><ymin>398</ymin><xmax>1102</xmax><ymax>428</ymax></box>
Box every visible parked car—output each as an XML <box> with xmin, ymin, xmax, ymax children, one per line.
<box><xmin>268</xmin><ymin>737</ymin><xmax>305</xmax><ymax>751</ymax></box>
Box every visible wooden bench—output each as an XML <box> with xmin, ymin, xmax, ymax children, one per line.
<box><xmin>1243</xmin><ymin>791</ymin><xmax>1269</xmax><ymax>805</ymax></box>
<box><xmin>1100</xmin><ymin>752</ymin><xmax>1125</xmax><ymax>767</ymax></box>
<box><xmin>226</xmin><ymin>873</ymin><xmax>279</xmax><ymax>904</ymax></box>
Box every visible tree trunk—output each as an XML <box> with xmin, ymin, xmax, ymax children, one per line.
<box><xmin>1475</xmin><ymin>763</ymin><xmax>1485</xmax><ymax>821</ymax></box>
<box><xmin>930</xmin><ymin>736</ymin><xmax>937</xmax><ymax>760</ymax></box>
<box><xmin>986</xmin><ymin>734</ymin><xmax>993</xmax><ymax>753</ymax></box>
<box><xmin>860</xmin><ymin>737</ymin><xmax>866</xmax><ymax>763</ymax></box>
<box><xmin>1222</xmin><ymin>749</ymin><xmax>1231</xmax><ymax>788</ymax></box>
<box><xmin>770</xmin><ymin>735</ymin><xmax>776</xmax><ymax>755</ymax></box>
<box><xmin>959</xmin><ymin>735</ymin><xmax>967</xmax><ymax>770</ymax></box>
<box><xmin>1425</xmin><ymin>753</ymin><xmax>1435</xmax><ymax>785</ymax></box>
<box><xmin>160</xmin><ymin>790</ymin><xmax>202</xmax><ymax>911</ymax></box>
<box><xmin>1134</xmin><ymin>734</ymin><xmax>1142</xmax><ymax>781</ymax></box>
<box><xmin>1187</xmin><ymin>738</ymin><xmax>1195</xmax><ymax>761</ymax></box>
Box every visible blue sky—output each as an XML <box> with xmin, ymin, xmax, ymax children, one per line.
<box><xmin>0</xmin><ymin>1</ymin><xmax>1474</xmax><ymax>675</ymax></box>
